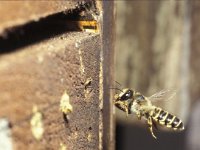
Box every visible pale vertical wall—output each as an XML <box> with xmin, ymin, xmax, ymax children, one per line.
<box><xmin>115</xmin><ymin>1</ymin><xmax>194</xmax><ymax>124</ymax></box>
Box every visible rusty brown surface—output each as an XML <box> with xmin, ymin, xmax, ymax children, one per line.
<box><xmin>0</xmin><ymin>1</ymin><xmax>79</xmax><ymax>35</ymax></box>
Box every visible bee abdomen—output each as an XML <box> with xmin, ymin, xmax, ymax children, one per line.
<box><xmin>152</xmin><ymin>107</ymin><xmax>184</xmax><ymax>130</ymax></box>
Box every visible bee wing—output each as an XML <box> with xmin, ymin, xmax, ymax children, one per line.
<box><xmin>148</xmin><ymin>89</ymin><xmax>176</xmax><ymax>102</ymax></box>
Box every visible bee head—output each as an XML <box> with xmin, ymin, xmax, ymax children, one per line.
<box><xmin>115</xmin><ymin>88</ymin><xmax>133</xmax><ymax>101</ymax></box>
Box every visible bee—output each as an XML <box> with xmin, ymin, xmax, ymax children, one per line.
<box><xmin>114</xmin><ymin>88</ymin><xmax>184</xmax><ymax>139</ymax></box>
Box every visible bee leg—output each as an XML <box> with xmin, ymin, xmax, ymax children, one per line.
<box><xmin>152</xmin><ymin>119</ymin><xmax>158</xmax><ymax>130</ymax></box>
<box><xmin>114</xmin><ymin>101</ymin><xmax>128</xmax><ymax>116</ymax></box>
<box><xmin>120</xmin><ymin>101</ymin><xmax>129</xmax><ymax>117</ymax></box>
<box><xmin>136</xmin><ymin>113</ymin><xmax>142</xmax><ymax>120</ymax></box>
<box><xmin>125</xmin><ymin>109</ymin><xmax>129</xmax><ymax>117</ymax></box>
<box><xmin>147</xmin><ymin>117</ymin><xmax>157</xmax><ymax>139</ymax></box>
<box><xmin>124</xmin><ymin>103</ymin><xmax>129</xmax><ymax>117</ymax></box>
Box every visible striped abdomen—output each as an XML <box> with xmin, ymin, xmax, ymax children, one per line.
<box><xmin>152</xmin><ymin>107</ymin><xmax>184</xmax><ymax>130</ymax></box>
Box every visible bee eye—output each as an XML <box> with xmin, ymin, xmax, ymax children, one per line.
<box><xmin>120</xmin><ymin>90</ymin><xmax>133</xmax><ymax>101</ymax></box>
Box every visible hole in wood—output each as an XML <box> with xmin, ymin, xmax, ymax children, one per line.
<box><xmin>0</xmin><ymin>1</ymin><xmax>99</xmax><ymax>54</ymax></box>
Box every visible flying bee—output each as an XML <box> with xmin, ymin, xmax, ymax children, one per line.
<box><xmin>114</xmin><ymin>88</ymin><xmax>185</xmax><ymax>139</ymax></box>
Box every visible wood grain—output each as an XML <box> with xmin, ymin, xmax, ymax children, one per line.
<box><xmin>0</xmin><ymin>1</ymin><xmax>115</xmax><ymax>149</ymax></box>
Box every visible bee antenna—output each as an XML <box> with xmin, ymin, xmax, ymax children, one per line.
<box><xmin>115</xmin><ymin>81</ymin><xmax>122</xmax><ymax>87</ymax></box>
<box><xmin>109</xmin><ymin>87</ymin><xmax>124</xmax><ymax>93</ymax></box>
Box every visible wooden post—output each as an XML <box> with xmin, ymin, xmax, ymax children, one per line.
<box><xmin>0</xmin><ymin>1</ymin><xmax>114</xmax><ymax>149</ymax></box>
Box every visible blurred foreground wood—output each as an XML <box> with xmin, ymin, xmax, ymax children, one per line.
<box><xmin>0</xmin><ymin>1</ymin><xmax>114</xmax><ymax>150</ymax></box>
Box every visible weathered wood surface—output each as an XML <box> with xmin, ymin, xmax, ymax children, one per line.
<box><xmin>102</xmin><ymin>2</ymin><xmax>115</xmax><ymax>149</ymax></box>
<box><xmin>0</xmin><ymin>1</ymin><xmax>114</xmax><ymax>150</ymax></box>
<box><xmin>0</xmin><ymin>31</ymin><xmax>101</xmax><ymax>149</ymax></box>
<box><xmin>0</xmin><ymin>1</ymin><xmax>78</xmax><ymax>35</ymax></box>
